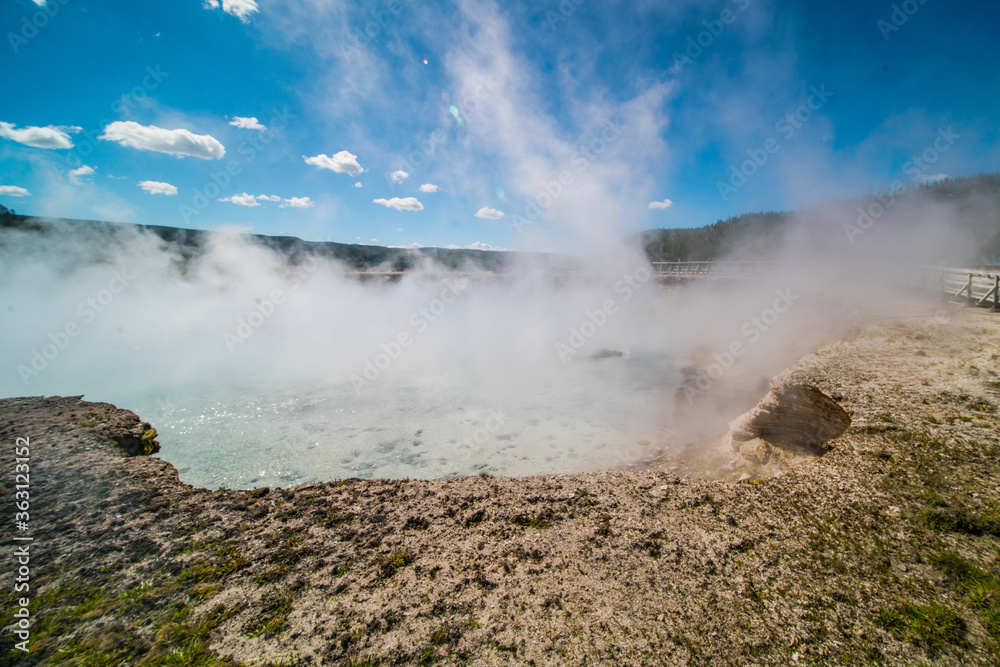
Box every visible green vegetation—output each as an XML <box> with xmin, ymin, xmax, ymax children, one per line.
<box><xmin>378</xmin><ymin>551</ymin><xmax>414</xmax><ymax>577</ymax></box>
<box><xmin>931</xmin><ymin>552</ymin><xmax>1000</xmax><ymax>652</ymax></box>
<box><xmin>919</xmin><ymin>505</ymin><xmax>1000</xmax><ymax>537</ymax></box>
<box><xmin>876</xmin><ymin>602</ymin><xmax>966</xmax><ymax>654</ymax></box>
<box><xmin>242</xmin><ymin>593</ymin><xmax>294</xmax><ymax>638</ymax></box>
<box><xmin>142</xmin><ymin>428</ymin><xmax>159</xmax><ymax>455</ymax></box>
<box><xmin>636</xmin><ymin>172</ymin><xmax>1000</xmax><ymax>263</ymax></box>
<box><xmin>3</xmin><ymin>579</ymin><xmax>242</xmax><ymax>666</ymax></box>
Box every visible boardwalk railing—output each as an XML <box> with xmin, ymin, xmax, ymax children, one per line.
<box><xmin>932</xmin><ymin>268</ymin><xmax>1000</xmax><ymax>310</ymax></box>
<box><xmin>650</xmin><ymin>261</ymin><xmax>1000</xmax><ymax>311</ymax></box>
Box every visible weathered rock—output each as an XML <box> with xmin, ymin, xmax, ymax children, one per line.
<box><xmin>737</xmin><ymin>438</ymin><xmax>773</xmax><ymax>464</ymax></box>
<box><xmin>89</xmin><ymin>404</ymin><xmax>161</xmax><ymax>456</ymax></box>
<box><xmin>728</xmin><ymin>381</ymin><xmax>851</xmax><ymax>455</ymax></box>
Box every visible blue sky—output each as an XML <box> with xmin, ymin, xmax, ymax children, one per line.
<box><xmin>1</xmin><ymin>0</ymin><xmax>998</xmax><ymax>253</ymax></box>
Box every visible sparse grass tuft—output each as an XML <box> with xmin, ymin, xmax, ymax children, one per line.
<box><xmin>876</xmin><ymin>602</ymin><xmax>966</xmax><ymax>654</ymax></box>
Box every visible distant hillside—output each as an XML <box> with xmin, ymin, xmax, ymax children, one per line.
<box><xmin>635</xmin><ymin>173</ymin><xmax>1000</xmax><ymax>264</ymax></box>
<box><xmin>0</xmin><ymin>210</ymin><xmax>574</xmax><ymax>273</ymax></box>
<box><xmin>4</xmin><ymin>172</ymin><xmax>1000</xmax><ymax>269</ymax></box>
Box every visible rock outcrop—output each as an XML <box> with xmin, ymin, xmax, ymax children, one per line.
<box><xmin>728</xmin><ymin>380</ymin><xmax>851</xmax><ymax>456</ymax></box>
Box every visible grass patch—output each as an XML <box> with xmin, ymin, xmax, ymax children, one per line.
<box><xmin>931</xmin><ymin>551</ymin><xmax>1000</xmax><ymax>646</ymax></box>
<box><xmin>242</xmin><ymin>594</ymin><xmax>294</xmax><ymax>638</ymax></box>
<box><xmin>511</xmin><ymin>509</ymin><xmax>555</xmax><ymax>529</ymax></box>
<box><xmin>378</xmin><ymin>551</ymin><xmax>414</xmax><ymax>577</ymax></box>
<box><xmin>876</xmin><ymin>602</ymin><xmax>966</xmax><ymax>654</ymax></box>
<box><xmin>919</xmin><ymin>506</ymin><xmax>1000</xmax><ymax>537</ymax></box>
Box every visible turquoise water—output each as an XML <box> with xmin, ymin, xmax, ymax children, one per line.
<box><xmin>125</xmin><ymin>353</ymin><xmax>676</xmax><ymax>489</ymax></box>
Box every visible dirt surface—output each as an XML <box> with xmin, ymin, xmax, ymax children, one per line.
<box><xmin>1</xmin><ymin>306</ymin><xmax>999</xmax><ymax>666</ymax></box>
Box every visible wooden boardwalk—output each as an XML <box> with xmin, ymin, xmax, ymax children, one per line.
<box><xmin>651</xmin><ymin>261</ymin><xmax>1000</xmax><ymax>310</ymax></box>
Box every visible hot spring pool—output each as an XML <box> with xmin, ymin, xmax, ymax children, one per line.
<box><xmin>124</xmin><ymin>352</ymin><xmax>677</xmax><ymax>489</ymax></box>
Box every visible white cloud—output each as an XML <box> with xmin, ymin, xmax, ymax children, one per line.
<box><xmin>203</xmin><ymin>0</ymin><xmax>259</xmax><ymax>22</ymax></box>
<box><xmin>390</xmin><ymin>170</ymin><xmax>409</xmax><ymax>184</ymax></box>
<box><xmin>138</xmin><ymin>180</ymin><xmax>178</xmax><ymax>196</ymax></box>
<box><xmin>0</xmin><ymin>121</ymin><xmax>79</xmax><ymax>149</ymax></box>
<box><xmin>353</xmin><ymin>182</ymin><xmax>363</xmax><ymax>188</ymax></box>
<box><xmin>304</xmin><ymin>151</ymin><xmax>364</xmax><ymax>176</ymax></box>
<box><xmin>219</xmin><ymin>193</ymin><xmax>261</xmax><ymax>207</ymax></box>
<box><xmin>444</xmin><ymin>242</ymin><xmax>506</xmax><ymax>251</ymax></box>
<box><xmin>373</xmin><ymin>197</ymin><xmax>424</xmax><ymax>212</ymax></box>
<box><xmin>69</xmin><ymin>165</ymin><xmax>95</xmax><ymax>185</ymax></box>
<box><xmin>215</xmin><ymin>192</ymin><xmax>312</xmax><ymax>208</ymax></box>
<box><xmin>229</xmin><ymin>116</ymin><xmax>265</xmax><ymax>131</ymax></box>
<box><xmin>419</xmin><ymin>183</ymin><xmax>440</xmax><ymax>193</ymax></box>
<box><xmin>648</xmin><ymin>199</ymin><xmax>673</xmax><ymax>210</ymax></box>
<box><xmin>475</xmin><ymin>207</ymin><xmax>505</xmax><ymax>220</ymax></box>
<box><xmin>920</xmin><ymin>173</ymin><xmax>949</xmax><ymax>184</ymax></box>
<box><xmin>100</xmin><ymin>121</ymin><xmax>225</xmax><ymax>160</ymax></box>
<box><xmin>280</xmin><ymin>197</ymin><xmax>313</xmax><ymax>208</ymax></box>
<box><xmin>0</xmin><ymin>186</ymin><xmax>31</xmax><ymax>197</ymax></box>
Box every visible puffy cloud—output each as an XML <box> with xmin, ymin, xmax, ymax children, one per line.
<box><xmin>203</xmin><ymin>0</ymin><xmax>259</xmax><ymax>22</ymax></box>
<box><xmin>100</xmin><ymin>121</ymin><xmax>225</xmax><ymax>160</ymax></box>
<box><xmin>353</xmin><ymin>182</ymin><xmax>363</xmax><ymax>188</ymax></box>
<box><xmin>138</xmin><ymin>180</ymin><xmax>178</xmax><ymax>196</ymax></box>
<box><xmin>419</xmin><ymin>183</ymin><xmax>440</xmax><ymax>193</ymax></box>
<box><xmin>475</xmin><ymin>207</ymin><xmax>505</xmax><ymax>220</ymax></box>
<box><xmin>0</xmin><ymin>121</ymin><xmax>79</xmax><ymax>149</ymax></box>
<box><xmin>217</xmin><ymin>193</ymin><xmax>312</xmax><ymax>208</ymax></box>
<box><xmin>219</xmin><ymin>193</ymin><xmax>261</xmax><ymax>207</ymax></box>
<box><xmin>648</xmin><ymin>199</ymin><xmax>673</xmax><ymax>210</ymax></box>
<box><xmin>373</xmin><ymin>197</ymin><xmax>424</xmax><ymax>212</ymax></box>
<box><xmin>229</xmin><ymin>116</ymin><xmax>265</xmax><ymax>131</ymax></box>
<box><xmin>390</xmin><ymin>170</ymin><xmax>409</xmax><ymax>184</ymax></box>
<box><xmin>0</xmin><ymin>186</ymin><xmax>31</xmax><ymax>197</ymax></box>
<box><xmin>69</xmin><ymin>165</ymin><xmax>95</xmax><ymax>185</ymax></box>
<box><xmin>304</xmin><ymin>151</ymin><xmax>364</xmax><ymax>176</ymax></box>
<box><xmin>444</xmin><ymin>242</ymin><xmax>506</xmax><ymax>251</ymax></box>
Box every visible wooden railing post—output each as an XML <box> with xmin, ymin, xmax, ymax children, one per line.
<box><xmin>966</xmin><ymin>273</ymin><xmax>974</xmax><ymax>306</ymax></box>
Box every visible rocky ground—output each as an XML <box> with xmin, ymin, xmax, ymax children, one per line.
<box><xmin>1</xmin><ymin>306</ymin><xmax>999</xmax><ymax>666</ymax></box>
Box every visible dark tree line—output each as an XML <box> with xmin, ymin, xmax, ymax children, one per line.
<box><xmin>637</xmin><ymin>173</ymin><xmax>1000</xmax><ymax>263</ymax></box>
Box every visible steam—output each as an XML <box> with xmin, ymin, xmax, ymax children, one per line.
<box><xmin>0</xmin><ymin>182</ymin><xmax>982</xmax><ymax>488</ymax></box>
